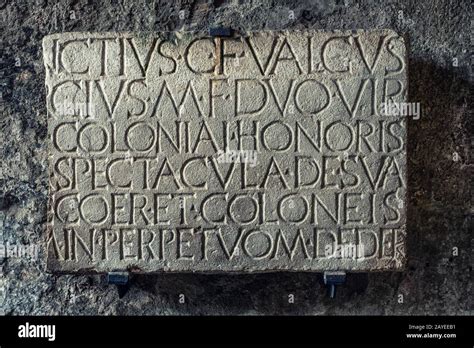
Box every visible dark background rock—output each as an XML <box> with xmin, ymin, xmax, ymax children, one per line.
<box><xmin>0</xmin><ymin>0</ymin><xmax>471</xmax><ymax>315</ymax></box>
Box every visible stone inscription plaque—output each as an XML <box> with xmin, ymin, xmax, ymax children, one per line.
<box><xmin>44</xmin><ymin>31</ymin><xmax>407</xmax><ymax>273</ymax></box>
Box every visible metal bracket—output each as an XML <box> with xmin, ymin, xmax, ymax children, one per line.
<box><xmin>107</xmin><ymin>272</ymin><xmax>131</xmax><ymax>298</ymax></box>
<box><xmin>209</xmin><ymin>27</ymin><xmax>232</xmax><ymax>37</ymax></box>
<box><xmin>323</xmin><ymin>271</ymin><xmax>346</xmax><ymax>298</ymax></box>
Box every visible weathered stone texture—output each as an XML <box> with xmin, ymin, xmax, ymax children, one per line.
<box><xmin>1</xmin><ymin>0</ymin><xmax>471</xmax><ymax>316</ymax></box>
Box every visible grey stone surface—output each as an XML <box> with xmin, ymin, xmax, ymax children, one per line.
<box><xmin>0</xmin><ymin>0</ymin><xmax>471</xmax><ymax>314</ymax></box>
<box><xmin>44</xmin><ymin>31</ymin><xmax>407</xmax><ymax>272</ymax></box>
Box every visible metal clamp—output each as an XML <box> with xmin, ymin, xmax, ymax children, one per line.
<box><xmin>107</xmin><ymin>272</ymin><xmax>131</xmax><ymax>298</ymax></box>
<box><xmin>209</xmin><ymin>27</ymin><xmax>232</xmax><ymax>37</ymax></box>
<box><xmin>323</xmin><ymin>271</ymin><xmax>346</xmax><ymax>298</ymax></box>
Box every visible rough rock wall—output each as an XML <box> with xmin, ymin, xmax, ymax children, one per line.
<box><xmin>0</xmin><ymin>0</ymin><xmax>471</xmax><ymax>315</ymax></box>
